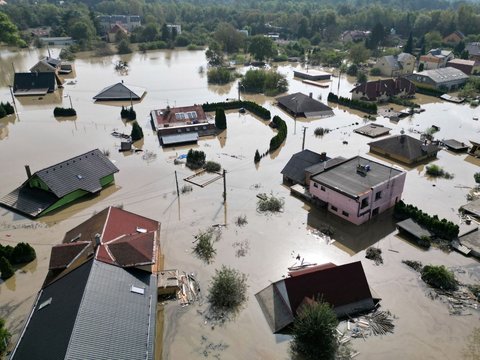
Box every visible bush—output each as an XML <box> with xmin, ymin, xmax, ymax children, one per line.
<box><xmin>0</xmin><ymin>318</ymin><xmax>10</xmax><ymax>355</ymax></box>
<box><xmin>208</xmin><ymin>265</ymin><xmax>248</xmax><ymax>316</ymax></box>
<box><xmin>291</xmin><ymin>299</ymin><xmax>338</xmax><ymax>360</ymax></box>
<box><xmin>370</xmin><ymin>67</ymin><xmax>382</xmax><ymax>76</ymax></box>
<box><xmin>0</xmin><ymin>105</ymin><xmax>5</xmax><ymax>119</ymax></box>
<box><xmin>207</xmin><ymin>67</ymin><xmax>234</xmax><ymax>84</ymax></box>
<box><xmin>257</xmin><ymin>193</ymin><xmax>284</xmax><ymax>212</ymax></box>
<box><xmin>53</xmin><ymin>107</ymin><xmax>77</xmax><ymax>117</ymax></box>
<box><xmin>204</xmin><ymin>161</ymin><xmax>221</xmax><ymax>172</ymax></box>
<box><xmin>0</xmin><ymin>256</ymin><xmax>14</xmax><ymax>280</ymax></box>
<box><xmin>426</xmin><ymin>164</ymin><xmax>444</xmax><ymax>177</ymax></box>
<box><xmin>415</xmin><ymin>85</ymin><xmax>444</xmax><ymax>97</ymax></box>
<box><xmin>421</xmin><ymin>265</ymin><xmax>458</xmax><ymax>291</ymax></box>
<box><xmin>10</xmin><ymin>242</ymin><xmax>36</xmax><ymax>264</ymax></box>
<box><xmin>202</xmin><ymin>100</ymin><xmax>270</xmax><ymax>120</ymax></box>
<box><xmin>269</xmin><ymin>115</ymin><xmax>287</xmax><ymax>152</ymax></box>
<box><xmin>240</xmin><ymin>69</ymin><xmax>288</xmax><ymax>96</ymax></box>
<box><xmin>328</xmin><ymin>92</ymin><xmax>377</xmax><ymax>114</ymax></box>
<box><xmin>314</xmin><ymin>127</ymin><xmax>330</xmax><ymax>136</ymax></box>
<box><xmin>130</xmin><ymin>121</ymin><xmax>143</xmax><ymax>142</ymax></box>
<box><xmin>121</xmin><ymin>106</ymin><xmax>136</xmax><ymax>121</ymax></box>
<box><xmin>0</xmin><ymin>102</ymin><xmax>14</xmax><ymax>117</ymax></box>
<box><xmin>117</xmin><ymin>39</ymin><xmax>132</xmax><ymax>54</ymax></box>
<box><xmin>186</xmin><ymin>149</ymin><xmax>206</xmax><ymax>170</ymax></box>
<box><xmin>346</xmin><ymin>64</ymin><xmax>358</xmax><ymax>76</ymax></box>
<box><xmin>402</xmin><ymin>259</ymin><xmax>423</xmax><ymax>272</ymax></box>
<box><xmin>365</xmin><ymin>247</ymin><xmax>383</xmax><ymax>265</ymax></box>
<box><xmin>215</xmin><ymin>108</ymin><xmax>227</xmax><ymax>129</ymax></box>
<box><xmin>394</xmin><ymin>201</ymin><xmax>459</xmax><ymax>240</ymax></box>
<box><xmin>254</xmin><ymin>149</ymin><xmax>261</xmax><ymax>163</ymax></box>
<box><xmin>193</xmin><ymin>228</ymin><xmax>220</xmax><ymax>264</ymax></box>
<box><xmin>474</xmin><ymin>172</ymin><xmax>480</xmax><ymax>184</ymax></box>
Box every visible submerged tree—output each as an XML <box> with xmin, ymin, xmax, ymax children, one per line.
<box><xmin>208</xmin><ymin>265</ymin><xmax>248</xmax><ymax>317</ymax></box>
<box><xmin>130</xmin><ymin>121</ymin><xmax>144</xmax><ymax>142</ymax></box>
<box><xmin>215</xmin><ymin>108</ymin><xmax>227</xmax><ymax>129</ymax></box>
<box><xmin>0</xmin><ymin>256</ymin><xmax>14</xmax><ymax>280</ymax></box>
<box><xmin>291</xmin><ymin>299</ymin><xmax>339</xmax><ymax>360</ymax></box>
<box><xmin>0</xmin><ymin>317</ymin><xmax>10</xmax><ymax>355</ymax></box>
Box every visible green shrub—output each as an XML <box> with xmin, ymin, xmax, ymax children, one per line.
<box><xmin>291</xmin><ymin>299</ymin><xmax>338</xmax><ymax>360</ymax></box>
<box><xmin>186</xmin><ymin>149</ymin><xmax>206</xmax><ymax>170</ymax></box>
<box><xmin>207</xmin><ymin>67</ymin><xmax>234</xmax><ymax>84</ymax></box>
<box><xmin>208</xmin><ymin>265</ymin><xmax>248</xmax><ymax>316</ymax></box>
<box><xmin>257</xmin><ymin>193</ymin><xmax>284</xmax><ymax>212</ymax></box>
<box><xmin>130</xmin><ymin>121</ymin><xmax>143</xmax><ymax>142</ymax></box>
<box><xmin>370</xmin><ymin>67</ymin><xmax>382</xmax><ymax>76</ymax></box>
<box><xmin>0</xmin><ymin>318</ymin><xmax>10</xmax><ymax>355</ymax></box>
<box><xmin>421</xmin><ymin>265</ymin><xmax>458</xmax><ymax>291</ymax></box>
<box><xmin>193</xmin><ymin>228</ymin><xmax>220</xmax><ymax>264</ymax></box>
<box><xmin>240</xmin><ymin>69</ymin><xmax>288</xmax><ymax>96</ymax></box>
<box><xmin>10</xmin><ymin>242</ymin><xmax>36</xmax><ymax>264</ymax></box>
<box><xmin>202</xmin><ymin>100</ymin><xmax>270</xmax><ymax>120</ymax></box>
<box><xmin>0</xmin><ymin>105</ymin><xmax>6</xmax><ymax>119</ymax></box>
<box><xmin>215</xmin><ymin>108</ymin><xmax>227</xmax><ymax>129</ymax></box>
<box><xmin>254</xmin><ymin>149</ymin><xmax>261</xmax><ymax>163</ymax></box>
<box><xmin>204</xmin><ymin>161</ymin><xmax>221</xmax><ymax>172</ymax></box>
<box><xmin>121</xmin><ymin>106</ymin><xmax>136</xmax><ymax>121</ymax></box>
<box><xmin>474</xmin><ymin>172</ymin><xmax>480</xmax><ymax>184</ymax></box>
<box><xmin>426</xmin><ymin>164</ymin><xmax>444</xmax><ymax>177</ymax></box>
<box><xmin>269</xmin><ymin>115</ymin><xmax>287</xmax><ymax>152</ymax></box>
<box><xmin>0</xmin><ymin>102</ymin><xmax>14</xmax><ymax>117</ymax></box>
<box><xmin>0</xmin><ymin>256</ymin><xmax>14</xmax><ymax>280</ymax></box>
<box><xmin>327</xmin><ymin>92</ymin><xmax>377</xmax><ymax>114</ymax></box>
<box><xmin>53</xmin><ymin>107</ymin><xmax>77</xmax><ymax>117</ymax></box>
<box><xmin>415</xmin><ymin>85</ymin><xmax>444</xmax><ymax>97</ymax></box>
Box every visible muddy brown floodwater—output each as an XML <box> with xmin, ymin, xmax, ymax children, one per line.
<box><xmin>0</xmin><ymin>48</ymin><xmax>479</xmax><ymax>360</ymax></box>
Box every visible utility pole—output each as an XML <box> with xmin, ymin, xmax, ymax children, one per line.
<box><xmin>9</xmin><ymin>85</ymin><xmax>18</xmax><ymax>116</ymax></box>
<box><xmin>69</xmin><ymin>95</ymin><xmax>73</xmax><ymax>109</ymax></box>
<box><xmin>237</xmin><ymin>82</ymin><xmax>240</xmax><ymax>101</ymax></box>
<box><xmin>302</xmin><ymin>127</ymin><xmax>307</xmax><ymax>151</ymax></box>
<box><xmin>223</xmin><ymin>169</ymin><xmax>226</xmax><ymax>202</ymax></box>
<box><xmin>175</xmin><ymin>171</ymin><xmax>180</xmax><ymax>196</ymax></box>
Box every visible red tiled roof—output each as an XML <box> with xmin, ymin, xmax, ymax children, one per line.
<box><xmin>102</xmin><ymin>206</ymin><xmax>159</xmax><ymax>241</ymax></box>
<box><xmin>49</xmin><ymin>241</ymin><xmax>91</xmax><ymax>270</ymax></box>
<box><xmin>151</xmin><ymin>105</ymin><xmax>207</xmax><ymax>128</ymax></box>
<box><xmin>104</xmin><ymin>232</ymin><xmax>156</xmax><ymax>267</ymax></box>
<box><xmin>284</xmin><ymin>261</ymin><xmax>373</xmax><ymax>315</ymax></box>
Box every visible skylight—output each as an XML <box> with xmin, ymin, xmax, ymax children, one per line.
<box><xmin>130</xmin><ymin>285</ymin><xmax>145</xmax><ymax>295</ymax></box>
<box><xmin>38</xmin><ymin>297</ymin><xmax>52</xmax><ymax>310</ymax></box>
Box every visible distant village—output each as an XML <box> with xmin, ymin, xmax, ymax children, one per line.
<box><xmin>1</xmin><ymin>4</ymin><xmax>480</xmax><ymax>360</ymax></box>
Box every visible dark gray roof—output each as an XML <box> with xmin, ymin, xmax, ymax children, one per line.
<box><xmin>460</xmin><ymin>198</ymin><xmax>480</xmax><ymax>218</ymax></box>
<box><xmin>311</xmin><ymin>156</ymin><xmax>403</xmax><ymax>198</ymax></box>
<box><xmin>93</xmin><ymin>82</ymin><xmax>146</xmax><ymax>100</ymax></box>
<box><xmin>0</xmin><ymin>186</ymin><xmax>58</xmax><ymax>218</ymax></box>
<box><xmin>13</xmin><ymin>72</ymin><xmax>56</xmax><ymax>93</ymax></box>
<box><xmin>369</xmin><ymin>135</ymin><xmax>440</xmax><ymax>163</ymax></box>
<box><xmin>396</xmin><ymin>218</ymin><xmax>432</xmax><ymax>239</ymax></box>
<box><xmin>412</xmin><ymin>67</ymin><xmax>469</xmax><ymax>84</ymax></box>
<box><xmin>281</xmin><ymin>150</ymin><xmax>328</xmax><ymax>185</ymax></box>
<box><xmin>465</xmin><ymin>42</ymin><xmax>480</xmax><ymax>56</ymax></box>
<box><xmin>276</xmin><ymin>92</ymin><xmax>333</xmax><ymax>117</ymax></box>
<box><xmin>11</xmin><ymin>259</ymin><xmax>156</xmax><ymax>360</ymax></box>
<box><xmin>34</xmin><ymin>149</ymin><xmax>119</xmax><ymax>197</ymax></box>
<box><xmin>11</xmin><ymin>260</ymin><xmax>94</xmax><ymax>360</ymax></box>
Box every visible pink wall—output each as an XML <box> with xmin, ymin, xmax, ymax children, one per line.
<box><xmin>309</xmin><ymin>172</ymin><xmax>406</xmax><ymax>225</ymax></box>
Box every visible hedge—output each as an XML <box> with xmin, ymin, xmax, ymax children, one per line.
<box><xmin>389</xmin><ymin>96</ymin><xmax>420</xmax><ymax>108</ymax></box>
<box><xmin>269</xmin><ymin>115</ymin><xmax>287</xmax><ymax>152</ymax></box>
<box><xmin>121</xmin><ymin>106</ymin><xmax>136</xmax><ymax>121</ymax></box>
<box><xmin>202</xmin><ymin>100</ymin><xmax>270</xmax><ymax>120</ymax></box>
<box><xmin>414</xmin><ymin>85</ymin><xmax>444</xmax><ymax>97</ymax></box>
<box><xmin>53</xmin><ymin>107</ymin><xmax>77</xmax><ymax>117</ymax></box>
<box><xmin>327</xmin><ymin>92</ymin><xmax>377</xmax><ymax>114</ymax></box>
<box><xmin>0</xmin><ymin>102</ymin><xmax>14</xmax><ymax>118</ymax></box>
<box><xmin>394</xmin><ymin>200</ymin><xmax>459</xmax><ymax>240</ymax></box>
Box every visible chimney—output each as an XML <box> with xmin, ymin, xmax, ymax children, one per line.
<box><xmin>94</xmin><ymin>233</ymin><xmax>101</xmax><ymax>247</ymax></box>
<box><xmin>25</xmin><ymin>165</ymin><xmax>32</xmax><ymax>179</ymax></box>
<box><xmin>309</xmin><ymin>92</ymin><xmax>313</xmax><ymax>98</ymax></box>
<box><xmin>320</xmin><ymin>152</ymin><xmax>327</xmax><ymax>161</ymax></box>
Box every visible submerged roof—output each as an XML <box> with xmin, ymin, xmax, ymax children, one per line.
<box><xmin>311</xmin><ymin>156</ymin><xmax>404</xmax><ymax>198</ymax></box>
<box><xmin>13</xmin><ymin>72</ymin><xmax>56</xmax><ymax>94</ymax></box>
<box><xmin>354</xmin><ymin>123</ymin><xmax>392</xmax><ymax>138</ymax></box>
<box><xmin>369</xmin><ymin>135</ymin><xmax>440</xmax><ymax>163</ymax></box>
<box><xmin>281</xmin><ymin>149</ymin><xmax>328</xmax><ymax>184</ymax></box>
<box><xmin>10</xmin><ymin>259</ymin><xmax>157</xmax><ymax>360</ymax></box>
<box><xmin>409</xmin><ymin>67</ymin><xmax>469</xmax><ymax>84</ymax></box>
<box><xmin>93</xmin><ymin>82</ymin><xmax>146</xmax><ymax>100</ymax></box>
<box><xmin>276</xmin><ymin>92</ymin><xmax>333</xmax><ymax>117</ymax></box>
<box><xmin>255</xmin><ymin>261</ymin><xmax>375</xmax><ymax>333</ymax></box>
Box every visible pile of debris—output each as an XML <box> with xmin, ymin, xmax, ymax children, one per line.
<box><xmin>337</xmin><ymin>310</ymin><xmax>396</xmax><ymax>344</ymax></box>
<box><xmin>365</xmin><ymin>247</ymin><xmax>383</xmax><ymax>265</ymax></box>
<box><xmin>427</xmin><ymin>287</ymin><xmax>479</xmax><ymax>315</ymax></box>
<box><xmin>177</xmin><ymin>272</ymin><xmax>202</xmax><ymax>307</ymax></box>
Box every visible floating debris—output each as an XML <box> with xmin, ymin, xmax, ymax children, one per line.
<box><xmin>365</xmin><ymin>247</ymin><xmax>383</xmax><ymax>265</ymax></box>
<box><xmin>142</xmin><ymin>150</ymin><xmax>157</xmax><ymax>162</ymax></box>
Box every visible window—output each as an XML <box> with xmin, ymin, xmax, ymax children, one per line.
<box><xmin>375</xmin><ymin>191</ymin><xmax>382</xmax><ymax>200</ymax></box>
<box><xmin>342</xmin><ymin>211</ymin><xmax>349</xmax><ymax>217</ymax></box>
<box><xmin>321</xmin><ymin>186</ymin><xmax>325</xmax><ymax>191</ymax></box>
<box><xmin>313</xmin><ymin>183</ymin><xmax>318</xmax><ymax>188</ymax></box>
<box><xmin>331</xmin><ymin>206</ymin><xmax>337</xmax><ymax>212</ymax></box>
<box><xmin>361</xmin><ymin>198</ymin><xmax>369</xmax><ymax>209</ymax></box>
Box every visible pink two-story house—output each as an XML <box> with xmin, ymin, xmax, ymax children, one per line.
<box><xmin>309</xmin><ymin>156</ymin><xmax>406</xmax><ymax>225</ymax></box>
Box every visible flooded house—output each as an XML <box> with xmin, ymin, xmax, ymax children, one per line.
<box><xmin>350</xmin><ymin>78</ymin><xmax>416</xmax><ymax>102</ymax></box>
<box><xmin>0</xmin><ymin>149</ymin><xmax>119</xmax><ymax>218</ymax></box>
<box><xmin>368</xmin><ymin>134</ymin><xmax>441</xmax><ymax>165</ymax></box>
<box><xmin>404</xmin><ymin>67</ymin><xmax>469</xmax><ymax>91</ymax></box>
<box><xmin>419</xmin><ymin>49</ymin><xmax>454</xmax><ymax>70</ymax></box>
<box><xmin>150</xmin><ymin>104</ymin><xmax>216</xmax><ymax>146</ymax></box>
<box><xmin>13</xmin><ymin>72</ymin><xmax>57</xmax><ymax>96</ymax></box>
<box><xmin>309</xmin><ymin>156</ymin><xmax>406</xmax><ymax>225</ymax></box>
<box><xmin>374</xmin><ymin>53</ymin><xmax>416</xmax><ymax>77</ymax></box>
<box><xmin>281</xmin><ymin>150</ymin><xmax>330</xmax><ymax>185</ymax></box>
<box><xmin>93</xmin><ymin>82</ymin><xmax>146</xmax><ymax>101</ymax></box>
<box><xmin>276</xmin><ymin>92</ymin><xmax>334</xmax><ymax>118</ymax></box>
<box><xmin>9</xmin><ymin>207</ymin><xmax>160</xmax><ymax>360</ymax></box>
<box><xmin>293</xmin><ymin>69</ymin><xmax>331</xmax><ymax>81</ymax></box>
<box><xmin>446</xmin><ymin>58</ymin><xmax>480</xmax><ymax>75</ymax></box>
<box><xmin>255</xmin><ymin>261</ymin><xmax>377</xmax><ymax>333</ymax></box>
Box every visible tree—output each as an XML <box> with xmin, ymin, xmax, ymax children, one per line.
<box><xmin>349</xmin><ymin>43</ymin><xmax>370</xmax><ymax>64</ymax></box>
<box><xmin>404</xmin><ymin>32</ymin><xmax>413</xmax><ymax>54</ymax></box>
<box><xmin>474</xmin><ymin>172</ymin><xmax>480</xmax><ymax>184</ymax></box>
<box><xmin>454</xmin><ymin>41</ymin><xmax>465</xmax><ymax>56</ymax></box>
<box><xmin>141</xmin><ymin>23</ymin><xmax>159</xmax><ymax>42</ymax></box>
<box><xmin>130</xmin><ymin>121</ymin><xmax>143</xmax><ymax>141</ymax></box>
<box><xmin>0</xmin><ymin>318</ymin><xmax>10</xmax><ymax>355</ymax></box>
<box><xmin>208</xmin><ymin>265</ymin><xmax>248</xmax><ymax>316</ymax></box>
<box><xmin>69</xmin><ymin>21</ymin><xmax>93</xmax><ymax>42</ymax></box>
<box><xmin>10</xmin><ymin>242</ymin><xmax>36</xmax><ymax>264</ymax></box>
<box><xmin>421</xmin><ymin>265</ymin><xmax>458</xmax><ymax>291</ymax></box>
<box><xmin>254</xmin><ymin>149</ymin><xmax>261</xmax><ymax>163</ymax></box>
<box><xmin>0</xmin><ymin>12</ymin><xmax>26</xmax><ymax>47</ymax></box>
<box><xmin>215</xmin><ymin>108</ymin><xmax>227</xmax><ymax>130</ymax></box>
<box><xmin>356</xmin><ymin>71</ymin><xmax>368</xmax><ymax>83</ymax></box>
<box><xmin>418</xmin><ymin>63</ymin><xmax>425</xmax><ymax>72</ymax></box>
<box><xmin>368</xmin><ymin>22</ymin><xmax>386</xmax><ymax>50</ymax></box>
<box><xmin>186</xmin><ymin>149</ymin><xmax>206</xmax><ymax>169</ymax></box>
<box><xmin>205</xmin><ymin>41</ymin><xmax>224</xmax><ymax>66</ymax></box>
<box><xmin>424</xmin><ymin>31</ymin><xmax>442</xmax><ymax>50</ymax></box>
<box><xmin>117</xmin><ymin>39</ymin><xmax>132</xmax><ymax>54</ymax></box>
<box><xmin>248</xmin><ymin>35</ymin><xmax>275</xmax><ymax>61</ymax></box>
<box><xmin>291</xmin><ymin>299</ymin><xmax>338</xmax><ymax>360</ymax></box>
<box><xmin>0</xmin><ymin>256</ymin><xmax>14</xmax><ymax>280</ymax></box>
<box><xmin>214</xmin><ymin>22</ymin><xmax>245</xmax><ymax>53</ymax></box>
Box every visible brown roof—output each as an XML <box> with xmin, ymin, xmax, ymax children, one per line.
<box><xmin>447</xmin><ymin>59</ymin><xmax>476</xmax><ymax>75</ymax></box>
<box><xmin>151</xmin><ymin>105</ymin><xmax>207</xmax><ymax>128</ymax></box>
<box><xmin>103</xmin><ymin>232</ymin><xmax>156</xmax><ymax>267</ymax></box>
<box><xmin>49</xmin><ymin>241</ymin><xmax>90</xmax><ymax>270</ymax></box>
<box><xmin>351</xmin><ymin>78</ymin><xmax>415</xmax><ymax>101</ymax></box>
<box><xmin>284</xmin><ymin>261</ymin><xmax>374</xmax><ymax>316</ymax></box>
